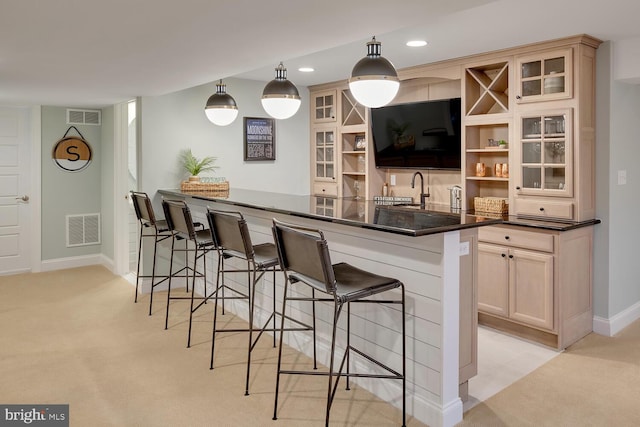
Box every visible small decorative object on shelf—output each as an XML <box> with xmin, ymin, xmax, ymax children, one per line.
<box><xmin>501</xmin><ymin>163</ymin><xmax>509</xmax><ymax>178</ymax></box>
<box><xmin>494</xmin><ymin>163</ymin><xmax>502</xmax><ymax>177</ymax></box>
<box><xmin>355</xmin><ymin>134</ymin><xmax>366</xmax><ymax>150</ymax></box>
<box><xmin>475</xmin><ymin>162</ymin><xmax>486</xmax><ymax>177</ymax></box>
<box><xmin>498</xmin><ymin>140</ymin><xmax>508</xmax><ymax>149</ymax></box>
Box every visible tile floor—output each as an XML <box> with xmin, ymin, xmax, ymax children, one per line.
<box><xmin>463</xmin><ymin>325</ymin><xmax>561</xmax><ymax>412</ymax></box>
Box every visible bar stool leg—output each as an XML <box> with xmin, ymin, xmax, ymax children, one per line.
<box><xmin>184</xmin><ymin>239</ymin><xmax>190</xmax><ymax>292</ymax></box>
<box><xmin>134</xmin><ymin>223</ymin><xmax>143</xmax><ymax>303</ymax></box>
<box><xmin>187</xmin><ymin>242</ymin><xmax>198</xmax><ymax>348</ymax></box>
<box><xmin>272</xmin><ymin>275</ymin><xmax>292</xmax><ymax>420</ymax></box>
<box><xmin>325</xmin><ymin>303</ymin><xmax>343</xmax><ymax>427</ymax></box>
<box><xmin>312</xmin><ymin>289</ymin><xmax>318</xmax><ymax>370</ymax></box>
<box><xmin>148</xmin><ymin>230</ymin><xmax>160</xmax><ymax>316</ymax></box>
<box><xmin>401</xmin><ymin>285</ymin><xmax>407</xmax><ymax>427</ymax></box>
<box><xmin>209</xmin><ymin>257</ymin><xmax>222</xmax><ymax>370</ymax></box>
<box><xmin>346</xmin><ymin>302</ymin><xmax>351</xmax><ymax>391</ymax></box>
<box><xmin>164</xmin><ymin>234</ymin><xmax>176</xmax><ymax>330</ymax></box>
<box><xmin>244</xmin><ymin>261</ymin><xmax>254</xmax><ymax>396</ymax></box>
<box><xmin>272</xmin><ymin>267</ymin><xmax>277</xmax><ymax>347</ymax></box>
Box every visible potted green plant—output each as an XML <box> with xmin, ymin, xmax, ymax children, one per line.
<box><xmin>181</xmin><ymin>149</ymin><xmax>217</xmax><ymax>182</ymax></box>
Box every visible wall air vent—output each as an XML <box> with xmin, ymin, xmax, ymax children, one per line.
<box><xmin>67</xmin><ymin>109</ymin><xmax>101</xmax><ymax>126</ymax></box>
<box><xmin>66</xmin><ymin>213</ymin><xmax>101</xmax><ymax>247</ymax></box>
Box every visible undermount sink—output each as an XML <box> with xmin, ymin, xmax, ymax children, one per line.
<box><xmin>376</xmin><ymin>205</ymin><xmax>462</xmax><ymax>229</ymax></box>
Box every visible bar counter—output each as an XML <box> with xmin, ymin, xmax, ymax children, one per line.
<box><xmin>154</xmin><ymin>188</ymin><xmax>597</xmax><ymax>427</ymax></box>
<box><xmin>159</xmin><ymin>188</ymin><xmax>503</xmax><ymax>236</ymax></box>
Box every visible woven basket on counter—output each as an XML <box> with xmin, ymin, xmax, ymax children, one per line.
<box><xmin>180</xmin><ymin>180</ymin><xmax>229</xmax><ymax>192</ymax></box>
<box><xmin>474</xmin><ymin>197</ymin><xmax>509</xmax><ymax>215</ymax></box>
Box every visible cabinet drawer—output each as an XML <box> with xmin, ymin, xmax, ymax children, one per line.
<box><xmin>514</xmin><ymin>198</ymin><xmax>574</xmax><ymax>220</ymax></box>
<box><xmin>312</xmin><ymin>182</ymin><xmax>338</xmax><ymax>197</ymax></box>
<box><xmin>479</xmin><ymin>226</ymin><xmax>554</xmax><ymax>253</ymax></box>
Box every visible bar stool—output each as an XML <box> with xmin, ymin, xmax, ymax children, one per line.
<box><xmin>162</xmin><ymin>199</ymin><xmax>216</xmax><ymax>347</ymax></box>
<box><xmin>271</xmin><ymin>218</ymin><xmax>406</xmax><ymax>427</ymax></box>
<box><xmin>130</xmin><ymin>191</ymin><xmax>173</xmax><ymax>315</ymax></box>
<box><xmin>206</xmin><ymin>208</ymin><xmax>313</xmax><ymax>396</ymax></box>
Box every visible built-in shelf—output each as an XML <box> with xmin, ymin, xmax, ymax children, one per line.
<box><xmin>465</xmin><ymin>62</ymin><xmax>509</xmax><ymax>116</ymax></box>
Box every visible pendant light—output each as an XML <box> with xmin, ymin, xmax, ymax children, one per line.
<box><xmin>348</xmin><ymin>37</ymin><xmax>400</xmax><ymax>108</ymax></box>
<box><xmin>205</xmin><ymin>80</ymin><xmax>239</xmax><ymax>126</ymax></box>
<box><xmin>261</xmin><ymin>62</ymin><xmax>301</xmax><ymax>120</ymax></box>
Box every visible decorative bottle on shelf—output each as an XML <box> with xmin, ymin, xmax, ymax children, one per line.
<box><xmin>382</xmin><ymin>182</ymin><xmax>389</xmax><ymax>197</ymax></box>
<box><xmin>357</xmin><ymin>154</ymin><xmax>366</xmax><ymax>172</ymax></box>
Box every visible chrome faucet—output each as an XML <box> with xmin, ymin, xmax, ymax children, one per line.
<box><xmin>411</xmin><ymin>171</ymin><xmax>429</xmax><ymax>209</ymax></box>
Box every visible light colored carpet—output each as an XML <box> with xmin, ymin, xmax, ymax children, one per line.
<box><xmin>0</xmin><ymin>266</ymin><xmax>417</xmax><ymax>426</ymax></box>
<box><xmin>458</xmin><ymin>315</ymin><xmax>640</xmax><ymax>426</ymax></box>
<box><xmin>3</xmin><ymin>265</ymin><xmax>639</xmax><ymax>426</ymax></box>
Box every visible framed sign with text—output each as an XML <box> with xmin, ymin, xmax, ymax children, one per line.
<box><xmin>243</xmin><ymin>117</ymin><xmax>275</xmax><ymax>161</ymax></box>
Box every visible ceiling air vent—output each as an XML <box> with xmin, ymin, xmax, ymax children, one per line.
<box><xmin>67</xmin><ymin>109</ymin><xmax>101</xmax><ymax>126</ymax></box>
<box><xmin>66</xmin><ymin>213</ymin><xmax>101</xmax><ymax>247</ymax></box>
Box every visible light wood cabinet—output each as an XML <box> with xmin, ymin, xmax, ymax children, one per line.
<box><xmin>512</xmin><ymin>38</ymin><xmax>599</xmax><ymax>222</ymax></box>
<box><xmin>462</xmin><ymin>36</ymin><xmax>600</xmax><ymax>222</ymax></box>
<box><xmin>309</xmin><ymin>85</ymin><xmax>384</xmax><ymax>210</ymax></box>
<box><xmin>478</xmin><ymin>221</ymin><xmax>555</xmax><ymax>327</ymax></box>
<box><xmin>477</xmin><ymin>224</ymin><xmax>593</xmax><ymax>349</ymax></box>
<box><xmin>311</xmin><ymin>89</ymin><xmax>336</xmax><ymax>123</ymax></box>
<box><xmin>515</xmin><ymin>48</ymin><xmax>573</xmax><ymax>103</ymax></box>
<box><xmin>311</xmin><ymin>125</ymin><xmax>338</xmax><ymax>196</ymax></box>
<box><xmin>513</xmin><ymin>108</ymin><xmax>580</xmax><ymax>220</ymax></box>
<box><xmin>509</xmin><ymin>248</ymin><xmax>554</xmax><ymax>330</ymax></box>
<box><xmin>477</xmin><ymin>242</ymin><xmax>509</xmax><ymax>317</ymax></box>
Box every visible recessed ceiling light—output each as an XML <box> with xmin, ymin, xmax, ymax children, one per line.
<box><xmin>406</xmin><ymin>40</ymin><xmax>428</xmax><ymax>47</ymax></box>
<box><xmin>298</xmin><ymin>67</ymin><xmax>314</xmax><ymax>72</ymax></box>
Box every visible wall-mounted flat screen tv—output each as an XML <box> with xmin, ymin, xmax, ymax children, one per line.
<box><xmin>370</xmin><ymin>97</ymin><xmax>461</xmax><ymax>170</ymax></box>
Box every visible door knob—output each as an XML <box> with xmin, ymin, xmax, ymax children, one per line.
<box><xmin>15</xmin><ymin>195</ymin><xmax>29</xmax><ymax>202</ymax></box>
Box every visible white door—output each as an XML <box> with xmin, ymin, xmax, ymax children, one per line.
<box><xmin>0</xmin><ymin>107</ymin><xmax>31</xmax><ymax>274</ymax></box>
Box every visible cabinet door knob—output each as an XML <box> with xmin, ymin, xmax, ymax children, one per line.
<box><xmin>508</xmin><ymin>254</ymin><xmax>514</xmax><ymax>259</ymax></box>
<box><xmin>516</xmin><ymin>95</ymin><xmax>522</xmax><ymax>100</ymax></box>
<box><xmin>539</xmin><ymin>207</ymin><xmax>545</xmax><ymax>211</ymax></box>
<box><xmin>501</xmin><ymin>253</ymin><xmax>506</xmax><ymax>258</ymax></box>
<box><xmin>505</xmin><ymin>235</ymin><xmax>510</xmax><ymax>240</ymax></box>
<box><xmin>516</xmin><ymin>186</ymin><xmax>521</xmax><ymax>190</ymax></box>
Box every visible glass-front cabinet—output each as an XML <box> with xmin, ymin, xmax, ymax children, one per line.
<box><xmin>312</xmin><ymin>196</ymin><xmax>336</xmax><ymax>217</ymax></box>
<box><xmin>516</xmin><ymin>49</ymin><xmax>572</xmax><ymax>103</ymax></box>
<box><xmin>516</xmin><ymin>109</ymin><xmax>572</xmax><ymax>197</ymax></box>
<box><xmin>311</xmin><ymin>125</ymin><xmax>338</xmax><ymax>196</ymax></box>
<box><xmin>312</xmin><ymin>90</ymin><xmax>336</xmax><ymax>123</ymax></box>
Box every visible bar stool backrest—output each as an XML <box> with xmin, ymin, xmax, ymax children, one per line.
<box><xmin>131</xmin><ymin>191</ymin><xmax>158</xmax><ymax>226</ymax></box>
<box><xmin>162</xmin><ymin>199</ymin><xmax>197</xmax><ymax>240</ymax></box>
<box><xmin>272</xmin><ymin>219</ymin><xmax>336</xmax><ymax>294</ymax></box>
<box><xmin>206</xmin><ymin>209</ymin><xmax>254</xmax><ymax>260</ymax></box>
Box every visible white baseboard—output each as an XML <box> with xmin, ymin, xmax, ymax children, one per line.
<box><xmin>593</xmin><ymin>300</ymin><xmax>640</xmax><ymax>336</ymax></box>
<box><xmin>40</xmin><ymin>254</ymin><xmax>105</xmax><ymax>272</ymax></box>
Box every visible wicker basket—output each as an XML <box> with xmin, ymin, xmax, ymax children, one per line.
<box><xmin>474</xmin><ymin>197</ymin><xmax>509</xmax><ymax>214</ymax></box>
<box><xmin>180</xmin><ymin>180</ymin><xmax>229</xmax><ymax>192</ymax></box>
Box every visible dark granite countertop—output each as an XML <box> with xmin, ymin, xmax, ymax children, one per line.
<box><xmin>158</xmin><ymin>189</ymin><xmax>599</xmax><ymax>237</ymax></box>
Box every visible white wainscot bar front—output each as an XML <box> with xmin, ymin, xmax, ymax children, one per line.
<box><xmin>154</xmin><ymin>190</ymin><xmax>483</xmax><ymax>427</ymax></box>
